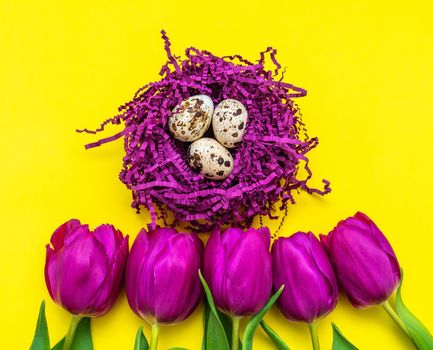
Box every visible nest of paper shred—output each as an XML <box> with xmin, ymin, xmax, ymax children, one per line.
<box><xmin>79</xmin><ymin>31</ymin><xmax>330</xmax><ymax>232</ymax></box>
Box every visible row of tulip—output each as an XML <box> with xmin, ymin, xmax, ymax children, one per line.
<box><xmin>30</xmin><ymin>212</ymin><xmax>432</xmax><ymax>350</ymax></box>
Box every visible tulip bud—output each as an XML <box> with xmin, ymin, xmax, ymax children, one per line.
<box><xmin>272</xmin><ymin>232</ymin><xmax>338</xmax><ymax>323</ymax></box>
<box><xmin>203</xmin><ymin>227</ymin><xmax>272</xmax><ymax>317</ymax></box>
<box><xmin>45</xmin><ymin>219</ymin><xmax>129</xmax><ymax>316</ymax></box>
<box><xmin>321</xmin><ymin>212</ymin><xmax>401</xmax><ymax>308</ymax></box>
<box><xmin>126</xmin><ymin>227</ymin><xmax>203</xmax><ymax>324</ymax></box>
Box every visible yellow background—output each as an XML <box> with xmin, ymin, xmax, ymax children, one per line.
<box><xmin>1</xmin><ymin>1</ymin><xmax>432</xmax><ymax>349</ymax></box>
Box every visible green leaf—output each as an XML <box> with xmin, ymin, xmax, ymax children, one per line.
<box><xmin>50</xmin><ymin>317</ymin><xmax>93</xmax><ymax>350</ymax></box>
<box><xmin>199</xmin><ymin>270</ymin><xmax>230</xmax><ymax>350</ymax></box>
<box><xmin>260</xmin><ymin>320</ymin><xmax>290</xmax><ymax>350</ymax></box>
<box><xmin>221</xmin><ymin>309</ymin><xmax>242</xmax><ymax>350</ymax></box>
<box><xmin>202</xmin><ymin>297</ymin><xmax>241</xmax><ymax>350</ymax></box>
<box><xmin>218</xmin><ymin>308</ymin><xmax>237</xmax><ymax>348</ymax></box>
<box><xmin>242</xmin><ymin>286</ymin><xmax>284</xmax><ymax>350</ymax></box>
<box><xmin>71</xmin><ymin>317</ymin><xmax>93</xmax><ymax>350</ymax></box>
<box><xmin>51</xmin><ymin>338</ymin><xmax>64</xmax><ymax>350</ymax></box>
<box><xmin>134</xmin><ymin>326</ymin><xmax>149</xmax><ymax>350</ymax></box>
<box><xmin>206</xmin><ymin>312</ymin><xmax>231</xmax><ymax>350</ymax></box>
<box><xmin>29</xmin><ymin>300</ymin><xmax>50</xmax><ymax>350</ymax></box>
<box><xmin>331</xmin><ymin>323</ymin><xmax>358</xmax><ymax>350</ymax></box>
<box><xmin>202</xmin><ymin>299</ymin><xmax>210</xmax><ymax>350</ymax></box>
<box><xmin>395</xmin><ymin>271</ymin><xmax>433</xmax><ymax>349</ymax></box>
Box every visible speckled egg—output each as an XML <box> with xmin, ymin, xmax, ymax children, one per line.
<box><xmin>168</xmin><ymin>95</ymin><xmax>214</xmax><ymax>142</ymax></box>
<box><xmin>212</xmin><ymin>99</ymin><xmax>248</xmax><ymax>148</ymax></box>
<box><xmin>188</xmin><ymin>138</ymin><xmax>234</xmax><ymax>180</ymax></box>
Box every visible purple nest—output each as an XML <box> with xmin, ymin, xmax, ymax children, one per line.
<box><xmin>80</xmin><ymin>31</ymin><xmax>330</xmax><ymax>232</ymax></box>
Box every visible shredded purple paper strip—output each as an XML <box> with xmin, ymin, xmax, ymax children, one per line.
<box><xmin>78</xmin><ymin>31</ymin><xmax>331</xmax><ymax>232</ymax></box>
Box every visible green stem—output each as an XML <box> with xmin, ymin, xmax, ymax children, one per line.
<box><xmin>149</xmin><ymin>323</ymin><xmax>160</xmax><ymax>350</ymax></box>
<box><xmin>231</xmin><ymin>316</ymin><xmax>241</xmax><ymax>350</ymax></box>
<box><xmin>308</xmin><ymin>322</ymin><xmax>320</xmax><ymax>350</ymax></box>
<box><xmin>381</xmin><ymin>300</ymin><xmax>410</xmax><ymax>337</ymax></box>
<box><xmin>63</xmin><ymin>315</ymin><xmax>81</xmax><ymax>350</ymax></box>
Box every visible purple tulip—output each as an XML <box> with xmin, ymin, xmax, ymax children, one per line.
<box><xmin>45</xmin><ymin>219</ymin><xmax>129</xmax><ymax>316</ymax></box>
<box><xmin>321</xmin><ymin>211</ymin><xmax>401</xmax><ymax>308</ymax></box>
<box><xmin>272</xmin><ymin>232</ymin><xmax>338</xmax><ymax>323</ymax></box>
<box><xmin>126</xmin><ymin>227</ymin><xmax>203</xmax><ymax>324</ymax></box>
<box><xmin>203</xmin><ymin>227</ymin><xmax>272</xmax><ymax>317</ymax></box>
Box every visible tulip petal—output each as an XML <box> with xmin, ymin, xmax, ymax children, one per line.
<box><xmin>224</xmin><ymin>231</ymin><xmax>272</xmax><ymax>315</ymax></box>
<box><xmin>44</xmin><ymin>245</ymin><xmax>56</xmax><ymax>300</ymax></box>
<box><xmin>204</xmin><ymin>227</ymin><xmax>272</xmax><ymax>317</ymax></box>
<box><xmin>307</xmin><ymin>233</ymin><xmax>339</xmax><ymax>315</ymax></box>
<box><xmin>50</xmin><ymin>219</ymin><xmax>81</xmax><ymax>251</ymax></box>
<box><xmin>45</xmin><ymin>220</ymin><xmax>128</xmax><ymax>317</ymax></box>
<box><xmin>93</xmin><ymin>224</ymin><xmax>123</xmax><ymax>263</ymax></box>
<box><xmin>91</xmin><ymin>235</ymin><xmax>129</xmax><ymax>316</ymax></box>
<box><xmin>250</xmin><ymin>226</ymin><xmax>271</xmax><ymax>249</ymax></box>
<box><xmin>275</xmin><ymin>237</ymin><xmax>319</xmax><ymax>322</ymax></box>
<box><xmin>154</xmin><ymin>236</ymin><xmax>187</xmax><ymax>322</ymax></box>
<box><xmin>203</xmin><ymin>227</ymin><xmax>221</xmax><ymax>282</ymax></box>
<box><xmin>355</xmin><ymin>212</ymin><xmax>402</xmax><ymax>286</ymax></box>
<box><xmin>63</xmin><ymin>224</ymin><xmax>91</xmax><ymax>247</ymax></box>
<box><xmin>324</xmin><ymin>212</ymin><xmax>401</xmax><ymax>308</ymax></box>
<box><xmin>127</xmin><ymin>228</ymin><xmax>203</xmax><ymax>324</ymax></box>
<box><xmin>273</xmin><ymin>232</ymin><xmax>338</xmax><ymax>323</ymax></box>
<box><xmin>126</xmin><ymin>229</ymin><xmax>150</xmax><ymax>319</ymax></box>
<box><xmin>153</xmin><ymin>233</ymin><xmax>203</xmax><ymax>323</ymax></box>
<box><xmin>346</xmin><ymin>229</ymin><xmax>395</xmax><ymax>306</ymax></box>
<box><xmin>53</xmin><ymin>234</ymin><xmax>109</xmax><ymax>315</ymax></box>
<box><xmin>203</xmin><ymin>228</ymin><xmax>226</xmax><ymax>310</ymax></box>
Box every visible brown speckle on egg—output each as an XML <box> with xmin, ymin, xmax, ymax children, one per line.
<box><xmin>168</xmin><ymin>95</ymin><xmax>213</xmax><ymax>142</ymax></box>
<box><xmin>189</xmin><ymin>152</ymin><xmax>203</xmax><ymax>172</ymax></box>
<box><xmin>212</xmin><ymin>99</ymin><xmax>248</xmax><ymax>148</ymax></box>
<box><xmin>188</xmin><ymin>138</ymin><xmax>234</xmax><ymax>180</ymax></box>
